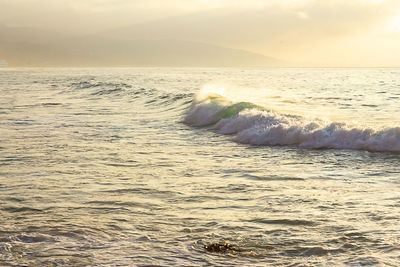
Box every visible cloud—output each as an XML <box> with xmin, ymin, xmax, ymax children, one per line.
<box><xmin>0</xmin><ymin>0</ymin><xmax>396</xmax><ymax>32</ymax></box>
<box><xmin>102</xmin><ymin>0</ymin><xmax>398</xmax><ymax>63</ymax></box>
<box><xmin>0</xmin><ymin>0</ymin><xmax>399</xmax><ymax>66</ymax></box>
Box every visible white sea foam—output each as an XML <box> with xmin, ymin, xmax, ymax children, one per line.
<box><xmin>184</xmin><ymin>93</ymin><xmax>400</xmax><ymax>152</ymax></box>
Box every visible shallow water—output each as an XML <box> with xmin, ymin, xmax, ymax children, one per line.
<box><xmin>0</xmin><ymin>68</ymin><xmax>400</xmax><ymax>266</ymax></box>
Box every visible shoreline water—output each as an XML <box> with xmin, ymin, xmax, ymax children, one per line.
<box><xmin>1</xmin><ymin>68</ymin><xmax>399</xmax><ymax>266</ymax></box>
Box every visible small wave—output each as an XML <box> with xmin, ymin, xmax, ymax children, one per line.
<box><xmin>3</xmin><ymin>206</ymin><xmax>43</xmax><ymax>213</ymax></box>
<box><xmin>67</xmin><ymin>81</ymin><xmax>132</xmax><ymax>97</ymax></box>
<box><xmin>284</xmin><ymin>246</ymin><xmax>344</xmax><ymax>256</ymax></box>
<box><xmin>91</xmin><ymin>87</ymin><xmax>123</xmax><ymax>96</ymax></box>
<box><xmin>184</xmin><ymin>92</ymin><xmax>400</xmax><ymax>152</ymax></box>
<box><xmin>69</xmin><ymin>81</ymin><xmax>132</xmax><ymax>90</ymax></box>
<box><xmin>13</xmin><ymin>234</ymin><xmax>56</xmax><ymax>243</ymax></box>
<box><xmin>248</xmin><ymin>218</ymin><xmax>317</xmax><ymax>226</ymax></box>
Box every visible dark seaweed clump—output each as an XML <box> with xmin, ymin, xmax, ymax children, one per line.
<box><xmin>204</xmin><ymin>242</ymin><xmax>242</xmax><ymax>253</ymax></box>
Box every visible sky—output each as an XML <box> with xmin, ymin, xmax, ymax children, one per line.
<box><xmin>1</xmin><ymin>0</ymin><xmax>400</xmax><ymax>66</ymax></box>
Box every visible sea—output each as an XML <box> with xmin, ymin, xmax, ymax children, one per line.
<box><xmin>0</xmin><ymin>67</ymin><xmax>399</xmax><ymax>266</ymax></box>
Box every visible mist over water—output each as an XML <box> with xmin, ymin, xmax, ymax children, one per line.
<box><xmin>1</xmin><ymin>68</ymin><xmax>400</xmax><ymax>266</ymax></box>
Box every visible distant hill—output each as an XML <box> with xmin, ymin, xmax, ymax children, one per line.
<box><xmin>0</xmin><ymin>25</ymin><xmax>284</xmax><ymax>67</ymax></box>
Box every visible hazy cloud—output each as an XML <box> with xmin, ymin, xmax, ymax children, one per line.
<box><xmin>1</xmin><ymin>0</ymin><xmax>399</xmax><ymax>66</ymax></box>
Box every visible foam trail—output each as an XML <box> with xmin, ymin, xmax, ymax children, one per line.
<box><xmin>184</xmin><ymin>92</ymin><xmax>400</xmax><ymax>152</ymax></box>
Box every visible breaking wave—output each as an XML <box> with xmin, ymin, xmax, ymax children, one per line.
<box><xmin>184</xmin><ymin>92</ymin><xmax>400</xmax><ymax>152</ymax></box>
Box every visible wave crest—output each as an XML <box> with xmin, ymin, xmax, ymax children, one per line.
<box><xmin>184</xmin><ymin>92</ymin><xmax>400</xmax><ymax>152</ymax></box>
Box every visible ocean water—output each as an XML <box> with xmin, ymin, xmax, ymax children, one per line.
<box><xmin>0</xmin><ymin>67</ymin><xmax>400</xmax><ymax>266</ymax></box>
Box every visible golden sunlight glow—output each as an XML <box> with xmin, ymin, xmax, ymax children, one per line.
<box><xmin>1</xmin><ymin>0</ymin><xmax>400</xmax><ymax>67</ymax></box>
<box><xmin>361</xmin><ymin>0</ymin><xmax>385</xmax><ymax>4</ymax></box>
<box><xmin>200</xmin><ymin>85</ymin><xmax>226</xmax><ymax>97</ymax></box>
<box><xmin>387</xmin><ymin>16</ymin><xmax>400</xmax><ymax>33</ymax></box>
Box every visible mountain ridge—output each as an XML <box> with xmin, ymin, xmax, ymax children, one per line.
<box><xmin>0</xmin><ymin>25</ymin><xmax>284</xmax><ymax>67</ymax></box>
